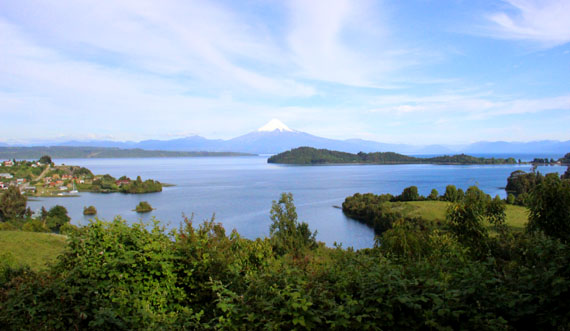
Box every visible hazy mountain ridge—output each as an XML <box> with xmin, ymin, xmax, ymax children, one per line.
<box><xmin>2</xmin><ymin>120</ymin><xmax>569</xmax><ymax>155</ymax></box>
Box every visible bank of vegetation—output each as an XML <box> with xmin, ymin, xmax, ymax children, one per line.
<box><xmin>268</xmin><ymin>147</ymin><xmax>519</xmax><ymax>165</ymax></box>
<box><xmin>1</xmin><ymin>169</ymin><xmax>569</xmax><ymax>328</ymax></box>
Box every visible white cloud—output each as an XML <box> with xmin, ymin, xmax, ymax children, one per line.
<box><xmin>369</xmin><ymin>92</ymin><xmax>570</xmax><ymax>120</ymax></box>
<box><xmin>0</xmin><ymin>1</ymin><xmax>314</xmax><ymax>97</ymax></box>
<box><xmin>487</xmin><ymin>0</ymin><xmax>570</xmax><ymax>46</ymax></box>
<box><xmin>285</xmin><ymin>0</ymin><xmax>420</xmax><ymax>87</ymax></box>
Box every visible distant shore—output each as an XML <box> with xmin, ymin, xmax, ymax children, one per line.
<box><xmin>0</xmin><ymin>146</ymin><xmax>255</xmax><ymax>159</ymax></box>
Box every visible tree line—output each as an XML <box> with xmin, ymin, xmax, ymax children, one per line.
<box><xmin>0</xmin><ymin>186</ymin><xmax>72</xmax><ymax>233</ymax></box>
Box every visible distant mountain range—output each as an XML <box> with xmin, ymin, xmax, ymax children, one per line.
<box><xmin>2</xmin><ymin>119</ymin><xmax>570</xmax><ymax>155</ymax></box>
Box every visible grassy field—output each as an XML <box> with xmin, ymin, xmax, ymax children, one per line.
<box><xmin>386</xmin><ymin>201</ymin><xmax>529</xmax><ymax>230</ymax></box>
<box><xmin>0</xmin><ymin>231</ymin><xmax>67</xmax><ymax>271</ymax></box>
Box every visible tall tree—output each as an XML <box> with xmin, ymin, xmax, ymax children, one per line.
<box><xmin>269</xmin><ymin>193</ymin><xmax>317</xmax><ymax>255</ymax></box>
<box><xmin>39</xmin><ymin>155</ymin><xmax>52</xmax><ymax>164</ymax></box>
<box><xmin>46</xmin><ymin>205</ymin><xmax>71</xmax><ymax>233</ymax></box>
<box><xmin>527</xmin><ymin>173</ymin><xmax>570</xmax><ymax>243</ymax></box>
<box><xmin>0</xmin><ymin>186</ymin><xmax>27</xmax><ymax>221</ymax></box>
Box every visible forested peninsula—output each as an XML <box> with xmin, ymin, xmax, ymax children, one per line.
<box><xmin>268</xmin><ymin>147</ymin><xmax>519</xmax><ymax>165</ymax></box>
<box><xmin>0</xmin><ymin>147</ymin><xmax>253</xmax><ymax>159</ymax></box>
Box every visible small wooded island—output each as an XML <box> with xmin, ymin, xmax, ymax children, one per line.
<box><xmin>268</xmin><ymin>147</ymin><xmax>520</xmax><ymax>165</ymax></box>
<box><xmin>134</xmin><ymin>201</ymin><xmax>153</xmax><ymax>213</ymax></box>
<box><xmin>83</xmin><ymin>206</ymin><xmax>97</xmax><ymax>215</ymax></box>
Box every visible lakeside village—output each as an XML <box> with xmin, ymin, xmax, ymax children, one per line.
<box><xmin>0</xmin><ymin>156</ymin><xmax>163</xmax><ymax>197</ymax></box>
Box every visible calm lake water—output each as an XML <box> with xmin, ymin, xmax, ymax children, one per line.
<box><xmin>27</xmin><ymin>156</ymin><xmax>566</xmax><ymax>249</ymax></box>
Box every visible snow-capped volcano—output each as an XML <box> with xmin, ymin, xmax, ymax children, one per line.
<box><xmin>257</xmin><ymin>119</ymin><xmax>294</xmax><ymax>132</ymax></box>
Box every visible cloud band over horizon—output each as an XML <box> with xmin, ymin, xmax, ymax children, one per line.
<box><xmin>1</xmin><ymin>0</ymin><xmax>569</xmax><ymax>144</ymax></box>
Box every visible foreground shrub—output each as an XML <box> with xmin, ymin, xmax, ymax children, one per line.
<box><xmin>527</xmin><ymin>173</ymin><xmax>570</xmax><ymax>242</ymax></box>
<box><xmin>1</xmin><ymin>193</ymin><xmax>569</xmax><ymax>329</ymax></box>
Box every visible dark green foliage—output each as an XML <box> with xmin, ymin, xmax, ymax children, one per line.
<box><xmin>91</xmin><ymin>174</ymin><xmax>118</xmax><ymax>192</ymax></box>
<box><xmin>560</xmin><ymin>153</ymin><xmax>570</xmax><ymax>164</ymax></box>
<box><xmin>268</xmin><ymin>147</ymin><xmax>518</xmax><ymax>165</ymax></box>
<box><xmin>488</xmin><ymin>195</ymin><xmax>508</xmax><ymax>234</ymax></box>
<box><xmin>506</xmin><ymin>193</ymin><xmax>516</xmax><ymax>204</ymax></box>
<box><xmin>269</xmin><ymin>193</ymin><xmax>317</xmax><ymax>255</ymax></box>
<box><xmin>3</xmin><ymin>216</ymin><xmax>568</xmax><ymax>329</ymax></box>
<box><xmin>443</xmin><ymin>184</ymin><xmax>461</xmax><ymax>202</ymax></box>
<box><xmin>135</xmin><ymin>201</ymin><xmax>153</xmax><ymax>213</ymax></box>
<box><xmin>532</xmin><ymin>158</ymin><xmax>554</xmax><ymax>164</ymax></box>
<box><xmin>1</xmin><ymin>192</ymin><xmax>570</xmax><ymax>329</ymax></box>
<box><xmin>46</xmin><ymin>205</ymin><xmax>70</xmax><ymax>233</ymax></box>
<box><xmin>22</xmin><ymin>219</ymin><xmax>49</xmax><ymax>232</ymax></box>
<box><xmin>562</xmin><ymin>166</ymin><xmax>570</xmax><ymax>180</ymax></box>
<box><xmin>0</xmin><ymin>186</ymin><xmax>27</xmax><ymax>221</ymax></box>
<box><xmin>447</xmin><ymin>200</ymin><xmax>489</xmax><ymax>256</ymax></box>
<box><xmin>399</xmin><ymin>185</ymin><xmax>420</xmax><ymax>201</ymax></box>
<box><xmin>71</xmin><ymin>166</ymin><xmax>93</xmax><ymax>177</ymax></box>
<box><xmin>446</xmin><ymin>186</ymin><xmax>501</xmax><ymax>256</ymax></box>
<box><xmin>342</xmin><ymin>193</ymin><xmax>403</xmax><ymax>233</ymax></box>
<box><xmin>39</xmin><ymin>155</ymin><xmax>52</xmax><ymax>164</ymax></box>
<box><xmin>120</xmin><ymin>176</ymin><xmax>162</xmax><ymax>194</ymax></box>
<box><xmin>506</xmin><ymin>170</ymin><xmax>544</xmax><ymax>202</ymax></box>
<box><xmin>527</xmin><ymin>173</ymin><xmax>570</xmax><ymax>242</ymax></box>
<box><xmin>427</xmin><ymin>188</ymin><xmax>439</xmax><ymax>201</ymax></box>
<box><xmin>83</xmin><ymin>205</ymin><xmax>97</xmax><ymax>215</ymax></box>
<box><xmin>457</xmin><ymin>188</ymin><xmax>465</xmax><ymax>200</ymax></box>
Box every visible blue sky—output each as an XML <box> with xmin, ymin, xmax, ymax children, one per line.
<box><xmin>1</xmin><ymin>0</ymin><xmax>569</xmax><ymax>144</ymax></box>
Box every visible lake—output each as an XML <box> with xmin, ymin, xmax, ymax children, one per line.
<box><xmin>27</xmin><ymin>156</ymin><xmax>566</xmax><ymax>249</ymax></box>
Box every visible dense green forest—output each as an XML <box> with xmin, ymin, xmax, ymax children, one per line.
<box><xmin>1</xmin><ymin>172</ymin><xmax>570</xmax><ymax>329</ymax></box>
<box><xmin>0</xmin><ymin>146</ymin><xmax>253</xmax><ymax>159</ymax></box>
<box><xmin>268</xmin><ymin>147</ymin><xmax>519</xmax><ymax>165</ymax></box>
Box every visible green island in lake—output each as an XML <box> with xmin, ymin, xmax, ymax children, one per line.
<box><xmin>134</xmin><ymin>201</ymin><xmax>154</xmax><ymax>213</ymax></box>
<box><xmin>0</xmin><ymin>155</ymin><xmax>165</xmax><ymax>197</ymax></box>
<box><xmin>268</xmin><ymin>147</ymin><xmax>524</xmax><ymax>165</ymax></box>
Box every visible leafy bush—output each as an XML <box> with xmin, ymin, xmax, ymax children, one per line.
<box><xmin>269</xmin><ymin>193</ymin><xmax>317</xmax><ymax>255</ymax></box>
<box><xmin>399</xmin><ymin>186</ymin><xmax>420</xmax><ymax>201</ymax></box>
<box><xmin>21</xmin><ymin>219</ymin><xmax>48</xmax><ymax>232</ymax></box>
<box><xmin>1</xmin><ymin>193</ymin><xmax>569</xmax><ymax>329</ymax></box>
<box><xmin>527</xmin><ymin>173</ymin><xmax>570</xmax><ymax>242</ymax></box>
<box><xmin>45</xmin><ymin>205</ymin><xmax>70</xmax><ymax>233</ymax></box>
<box><xmin>443</xmin><ymin>184</ymin><xmax>461</xmax><ymax>202</ymax></box>
<box><xmin>342</xmin><ymin>193</ymin><xmax>403</xmax><ymax>233</ymax></box>
<box><xmin>0</xmin><ymin>186</ymin><xmax>27</xmax><ymax>221</ymax></box>
<box><xmin>427</xmin><ymin>188</ymin><xmax>439</xmax><ymax>201</ymax></box>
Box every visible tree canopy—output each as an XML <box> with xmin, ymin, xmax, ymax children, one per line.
<box><xmin>0</xmin><ymin>187</ymin><xmax>27</xmax><ymax>221</ymax></box>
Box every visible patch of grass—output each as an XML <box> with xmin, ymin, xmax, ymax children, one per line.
<box><xmin>386</xmin><ymin>201</ymin><xmax>529</xmax><ymax>229</ymax></box>
<box><xmin>0</xmin><ymin>231</ymin><xmax>67</xmax><ymax>271</ymax></box>
<box><xmin>505</xmin><ymin>205</ymin><xmax>529</xmax><ymax>231</ymax></box>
